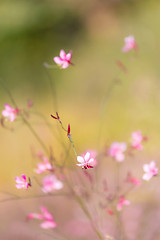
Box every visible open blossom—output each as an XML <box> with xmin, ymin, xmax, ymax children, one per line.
<box><xmin>53</xmin><ymin>49</ymin><xmax>72</xmax><ymax>69</ymax></box>
<box><xmin>108</xmin><ymin>142</ymin><xmax>127</xmax><ymax>162</ymax></box>
<box><xmin>42</xmin><ymin>174</ymin><xmax>63</xmax><ymax>193</ymax></box>
<box><xmin>35</xmin><ymin>156</ymin><xmax>53</xmax><ymax>174</ymax></box>
<box><xmin>131</xmin><ymin>130</ymin><xmax>144</xmax><ymax>150</ymax></box>
<box><xmin>77</xmin><ymin>151</ymin><xmax>96</xmax><ymax>169</ymax></box>
<box><xmin>117</xmin><ymin>196</ymin><xmax>130</xmax><ymax>211</ymax></box>
<box><xmin>142</xmin><ymin>161</ymin><xmax>158</xmax><ymax>181</ymax></box>
<box><xmin>27</xmin><ymin>206</ymin><xmax>56</xmax><ymax>229</ymax></box>
<box><xmin>2</xmin><ymin>104</ymin><xmax>19</xmax><ymax>122</ymax></box>
<box><xmin>15</xmin><ymin>174</ymin><xmax>31</xmax><ymax>189</ymax></box>
<box><xmin>122</xmin><ymin>35</ymin><xmax>137</xmax><ymax>52</ymax></box>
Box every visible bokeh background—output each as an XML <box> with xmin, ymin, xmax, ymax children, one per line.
<box><xmin>1</xmin><ymin>0</ymin><xmax>160</xmax><ymax>239</ymax></box>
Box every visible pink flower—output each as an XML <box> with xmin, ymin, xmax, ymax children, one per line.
<box><xmin>2</xmin><ymin>104</ymin><xmax>19</xmax><ymax>122</ymax></box>
<box><xmin>142</xmin><ymin>161</ymin><xmax>158</xmax><ymax>181</ymax></box>
<box><xmin>107</xmin><ymin>209</ymin><xmax>114</xmax><ymax>215</ymax></box>
<box><xmin>126</xmin><ymin>172</ymin><xmax>141</xmax><ymax>186</ymax></box>
<box><xmin>42</xmin><ymin>174</ymin><xmax>63</xmax><ymax>193</ymax></box>
<box><xmin>15</xmin><ymin>174</ymin><xmax>31</xmax><ymax>189</ymax></box>
<box><xmin>122</xmin><ymin>35</ymin><xmax>137</xmax><ymax>52</ymax></box>
<box><xmin>35</xmin><ymin>156</ymin><xmax>53</xmax><ymax>174</ymax></box>
<box><xmin>27</xmin><ymin>206</ymin><xmax>56</xmax><ymax>229</ymax></box>
<box><xmin>53</xmin><ymin>49</ymin><xmax>72</xmax><ymax>69</ymax></box>
<box><xmin>131</xmin><ymin>130</ymin><xmax>144</xmax><ymax>150</ymax></box>
<box><xmin>108</xmin><ymin>142</ymin><xmax>127</xmax><ymax>162</ymax></box>
<box><xmin>77</xmin><ymin>151</ymin><xmax>96</xmax><ymax>169</ymax></box>
<box><xmin>117</xmin><ymin>196</ymin><xmax>130</xmax><ymax>211</ymax></box>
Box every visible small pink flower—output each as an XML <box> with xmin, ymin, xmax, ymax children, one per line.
<box><xmin>27</xmin><ymin>206</ymin><xmax>56</xmax><ymax>229</ymax></box>
<box><xmin>53</xmin><ymin>49</ymin><xmax>72</xmax><ymax>69</ymax></box>
<box><xmin>15</xmin><ymin>174</ymin><xmax>31</xmax><ymax>189</ymax></box>
<box><xmin>131</xmin><ymin>130</ymin><xmax>144</xmax><ymax>150</ymax></box>
<box><xmin>42</xmin><ymin>174</ymin><xmax>63</xmax><ymax>193</ymax></box>
<box><xmin>142</xmin><ymin>161</ymin><xmax>158</xmax><ymax>181</ymax></box>
<box><xmin>35</xmin><ymin>156</ymin><xmax>53</xmax><ymax>174</ymax></box>
<box><xmin>108</xmin><ymin>142</ymin><xmax>127</xmax><ymax>162</ymax></box>
<box><xmin>126</xmin><ymin>172</ymin><xmax>141</xmax><ymax>186</ymax></box>
<box><xmin>122</xmin><ymin>35</ymin><xmax>137</xmax><ymax>52</ymax></box>
<box><xmin>2</xmin><ymin>104</ymin><xmax>19</xmax><ymax>122</ymax></box>
<box><xmin>117</xmin><ymin>196</ymin><xmax>130</xmax><ymax>211</ymax></box>
<box><xmin>77</xmin><ymin>151</ymin><xmax>96</xmax><ymax>169</ymax></box>
<box><xmin>107</xmin><ymin>209</ymin><xmax>114</xmax><ymax>215</ymax></box>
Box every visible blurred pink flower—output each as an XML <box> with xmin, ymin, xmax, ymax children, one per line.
<box><xmin>117</xmin><ymin>196</ymin><xmax>130</xmax><ymax>211</ymax></box>
<box><xmin>53</xmin><ymin>49</ymin><xmax>72</xmax><ymax>69</ymax></box>
<box><xmin>77</xmin><ymin>151</ymin><xmax>96</xmax><ymax>169</ymax></box>
<box><xmin>126</xmin><ymin>172</ymin><xmax>141</xmax><ymax>186</ymax></box>
<box><xmin>27</xmin><ymin>99</ymin><xmax>33</xmax><ymax>108</ymax></box>
<box><xmin>42</xmin><ymin>174</ymin><xmax>63</xmax><ymax>193</ymax></box>
<box><xmin>15</xmin><ymin>174</ymin><xmax>31</xmax><ymax>189</ymax></box>
<box><xmin>107</xmin><ymin>209</ymin><xmax>114</xmax><ymax>215</ymax></box>
<box><xmin>2</xmin><ymin>104</ymin><xmax>19</xmax><ymax>122</ymax></box>
<box><xmin>27</xmin><ymin>206</ymin><xmax>56</xmax><ymax>229</ymax></box>
<box><xmin>108</xmin><ymin>142</ymin><xmax>127</xmax><ymax>162</ymax></box>
<box><xmin>142</xmin><ymin>161</ymin><xmax>158</xmax><ymax>181</ymax></box>
<box><xmin>35</xmin><ymin>156</ymin><xmax>53</xmax><ymax>174</ymax></box>
<box><xmin>131</xmin><ymin>130</ymin><xmax>144</xmax><ymax>150</ymax></box>
<box><xmin>122</xmin><ymin>35</ymin><xmax>137</xmax><ymax>52</ymax></box>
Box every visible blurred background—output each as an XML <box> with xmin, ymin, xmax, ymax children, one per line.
<box><xmin>1</xmin><ymin>0</ymin><xmax>160</xmax><ymax>239</ymax></box>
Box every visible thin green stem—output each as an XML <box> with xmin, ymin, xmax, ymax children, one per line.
<box><xmin>21</xmin><ymin>114</ymin><xmax>49</xmax><ymax>156</ymax></box>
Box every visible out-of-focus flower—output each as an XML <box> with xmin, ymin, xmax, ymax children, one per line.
<box><xmin>35</xmin><ymin>156</ymin><xmax>53</xmax><ymax>174</ymax></box>
<box><xmin>131</xmin><ymin>130</ymin><xmax>144</xmax><ymax>150</ymax></box>
<box><xmin>42</xmin><ymin>174</ymin><xmax>63</xmax><ymax>193</ymax></box>
<box><xmin>27</xmin><ymin>100</ymin><xmax>33</xmax><ymax>108</ymax></box>
<box><xmin>77</xmin><ymin>151</ymin><xmax>96</xmax><ymax>169</ymax></box>
<box><xmin>122</xmin><ymin>35</ymin><xmax>137</xmax><ymax>52</ymax></box>
<box><xmin>2</xmin><ymin>104</ymin><xmax>19</xmax><ymax>122</ymax></box>
<box><xmin>126</xmin><ymin>172</ymin><xmax>141</xmax><ymax>186</ymax></box>
<box><xmin>27</xmin><ymin>206</ymin><xmax>56</xmax><ymax>229</ymax></box>
<box><xmin>108</xmin><ymin>142</ymin><xmax>127</xmax><ymax>162</ymax></box>
<box><xmin>107</xmin><ymin>209</ymin><xmax>114</xmax><ymax>215</ymax></box>
<box><xmin>117</xmin><ymin>196</ymin><xmax>130</xmax><ymax>211</ymax></box>
<box><xmin>53</xmin><ymin>49</ymin><xmax>72</xmax><ymax>69</ymax></box>
<box><xmin>15</xmin><ymin>174</ymin><xmax>31</xmax><ymax>189</ymax></box>
<box><xmin>142</xmin><ymin>161</ymin><xmax>158</xmax><ymax>181</ymax></box>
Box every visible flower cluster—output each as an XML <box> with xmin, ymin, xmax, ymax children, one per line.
<box><xmin>27</xmin><ymin>206</ymin><xmax>56</xmax><ymax>229</ymax></box>
<box><xmin>2</xmin><ymin>35</ymin><xmax>160</xmax><ymax>240</ymax></box>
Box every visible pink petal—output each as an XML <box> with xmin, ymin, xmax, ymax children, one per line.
<box><xmin>53</xmin><ymin>57</ymin><xmax>63</xmax><ymax>65</ymax></box>
<box><xmin>2</xmin><ymin>110</ymin><xmax>9</xmax><ymax>117</ymax></box>
<box><xmin>21</xmin><ymin>174</ymin><xmax>27</xmax><ymax>181</ymax></box>
<box><xmin>84</xmin><ymin>152</ymin><xmax>90</xmax><ymax>162</ymax></box>
<box><xmin>88</xmin><ymin>158</ymin><xmax>94</xmax><ymax>164</ymax></box>
<box><xmin>27</xmin><ymin>213</ymin><xmax>43</xmax><ymax>220</ymax></box>
<box><xmin>142</xmin><ymin>173</ymin><xmax>152</xmax><ymax>181</ymax></box>
<box><xmin>4</xmin><ymin>104</ymin><xmax>12</xmax><ymax>111</ymax></box>
<box><xmin>16</xmin><ymin>184</ymin><xmax>23</xmax><ymax>189</ymax></box>
<box><xmin>59</xmin><ymin>49</ymin><xmax>66</xmax><ymax>59</ymax></box>
<box><xmin>143</xmin><ymin>164</ymin><xmax>150</xmax><ymax>172</ymax></box>
<box><xmin>40</xmin><ymin>220</ymin><xmax>56</xmax><ymax>229</ymax></box>
<box><xmin>54</xmin><ymin>181</ymin><xmax>63</xmax><ymax>190</ymax></box>
<box><xmin>61</xmin><ymin>61</ymin><xmax>69</xmax><ymax>69</ymax></box>
<box><xmin>15</xmin><ymin>177</ymin><xmax>24</xmax><ymax>184</ymax></box>
<box><xmin>116</xmin><ymin>153</ymin><xmax>124</xmax><ymax>162</ymax></box>
<box><xmin>150</xmin><ymin>161</ymin><xmax>156</xmax><ymax>169</ymax></box>
<box><xmin>66</xmin><ymin>51</ymin><xmax>72</xmax><ymax>61</ymax></box>
<box><xmin>76</xmin><ymin>163</ymin><xmax>85</xmax><ymax>167</ymax></box>
<box><xmin>9</xmin><ymin>114</ymin><xmax>16</xmax><ymax>122</ymax></box>
<box><xmin>77</xmin><ymin>156</ymin><xmax>84</xmax><ymax>163</ymax></box>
